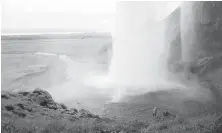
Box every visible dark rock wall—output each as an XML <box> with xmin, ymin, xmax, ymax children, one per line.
<box><xmin>165</xmin><ymin>2</ymin><xmax>222</xmax><ymax>75</ymax></box>
<box><xmin>164</xmin><ymin>7</ymin><xmax>181</xmax><ymax>71</ymax></box>
<box><xmin>181</xmin><ymin>1</ymin><xmax>222</xmax><ymax>62</ymax></box>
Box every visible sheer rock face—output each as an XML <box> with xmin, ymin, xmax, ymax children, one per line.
<box><xmin>165</xmin><ymin>2</ymin><xmax>222</xmax><ymax>77</ymax></box>
<box><xmin>164</xmin><ymin>7</ymin><xmax>181</xmax><ymax>71</ymax></box>
<box><xmin>181</xmin><ymin>2</ymin><xmax>222</xmax><ymax>62</ymax></box>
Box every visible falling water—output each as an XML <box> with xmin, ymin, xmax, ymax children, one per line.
<box><xmin>107</xmin><ymin>2</ymin><xmax>185</xmax><ymax>101</ymax></box>
<box><xmin>84</xmin><ymin>2</ymin><xmax>193</xmax><ymax>103</ymax></box>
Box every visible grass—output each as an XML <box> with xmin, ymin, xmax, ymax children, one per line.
<box><xmin>141</xmin><ymin>114</ymin><xmax>222</xmax><ymax>133</ymax></box>
<box><xmin>2</xmin><ymin>112</ymin><xmax>222</xmax><ymax>133</ymax></box>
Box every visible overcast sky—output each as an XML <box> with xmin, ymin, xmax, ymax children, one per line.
<box><xmin>1</xmin><ymin>0</ymin><xmax>181</xmax><ymax>33</ymax></box>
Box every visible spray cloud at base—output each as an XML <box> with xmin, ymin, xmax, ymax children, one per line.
<box><xmin>81</xmin><ymin>2</ymin><xmax>214</xmax><ymax>104</ymax></box>
<box><xmin>98</xmin><ymin>2</ymin><xmax>185</xmax><ymax>102</ymax></box>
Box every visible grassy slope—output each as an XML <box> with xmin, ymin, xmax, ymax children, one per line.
<box><xmin>2</xmin><ymin>93</ymin><xmax>222</xmax><ymax>133</ymax></box>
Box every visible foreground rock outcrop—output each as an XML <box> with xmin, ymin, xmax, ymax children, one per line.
<box><xmin>1</xmin><ymin>88</ymin><xmax>100</xmax><ymax>120</ymax></box>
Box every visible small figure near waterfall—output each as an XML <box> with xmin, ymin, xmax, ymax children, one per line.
<box><xmin>153</xmin><ymin>107</ymin><xmax>157</xmax><ymax>117</ymax></box>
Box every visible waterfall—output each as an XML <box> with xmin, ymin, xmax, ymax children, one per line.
<box><xmin>107</xmin><ymin>2</ymin><xmax>184</xmax><ymax>101</ymax></box>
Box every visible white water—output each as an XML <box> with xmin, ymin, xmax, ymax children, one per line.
<box><xmin>75</xmin><ymin>2</ymin><xmax>185</xmax><ymax>102</ymax></box>
<box><xmin>100</xmin><ymin>2</ymin><xmax>181</xmax><ymax>101</ymax></box>
<box><xmin>34</xmin><ymin>2</ymin><xmax>186</xmax><ymax>104</ymax></box>
<box><xmin>32</xmin><ymin>2</ymin><xmax>213</xmax><ymax>110</ymax></box>
<box><xmin>35</xmin><ymin>52</ymin><xmax>115</xmax><ymax>108</ymax></box>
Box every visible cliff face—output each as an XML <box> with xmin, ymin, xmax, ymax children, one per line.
<box><xmin>164</xmin><ymin>7</ymin><xmax>181</xmax><ymax>71</ymax></box>
<box><xmin>164</xmin><ymin>2</ymin><xmax>222</xmax><ymax>81</ymax></box>
<box><xmin>181</xmin><ymin>2</ymin><xmax>222</xmax><ymax>61</ymax></box>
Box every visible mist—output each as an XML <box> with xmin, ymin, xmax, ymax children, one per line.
<box><xmin>43</xmin><ymin>2</ymin><xmax>213</xmax><ymax>105</ymax></box>
<box><xmin>29</xmin><ymin>2</ymin><xmax>214</xmax><ymax>106</ymax></box>
<box><xmin>98</xmin><ymin>2</ymin><xmax>182</xmax><ymax>101</ymax></box>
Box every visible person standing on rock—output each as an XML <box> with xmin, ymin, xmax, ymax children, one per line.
<box><xmin>153</xmin><ymin>107</ymin><xmax>157</xmax><ymax>117</ymax></box>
